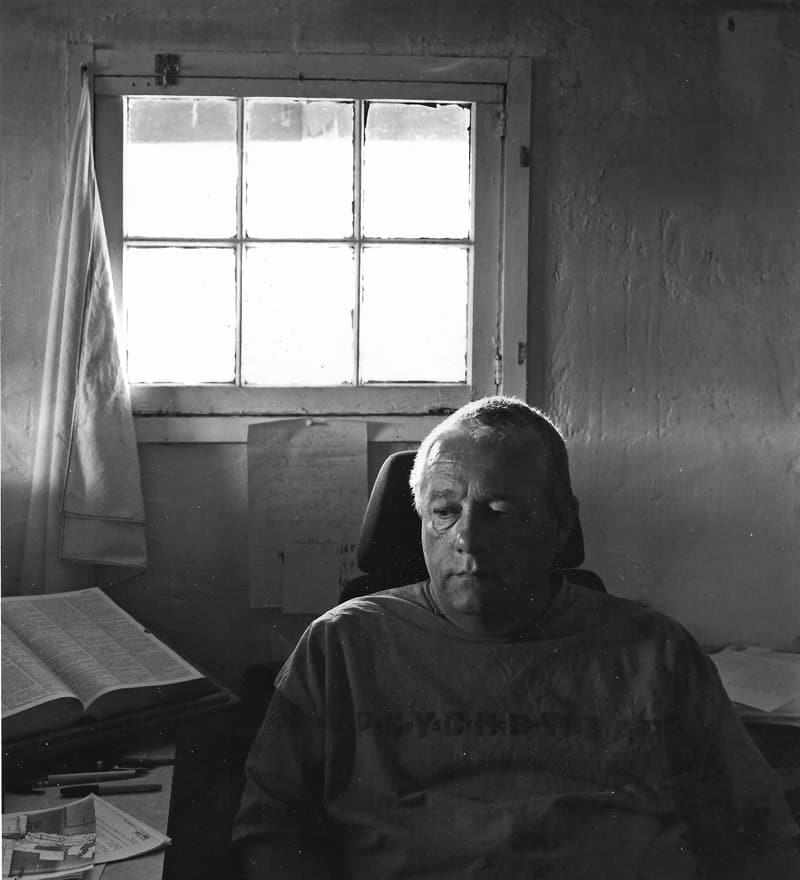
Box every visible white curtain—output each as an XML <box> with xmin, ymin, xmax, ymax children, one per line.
<box><xmin>21</xmin><ymin>72</ymin><xmax>147</xmax><ymax>593</ymax></box>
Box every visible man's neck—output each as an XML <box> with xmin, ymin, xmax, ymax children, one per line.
<box><xmin>425</xmin><ymin>574</ymin><xmax>563</xmax><ymax>639</ymax></box>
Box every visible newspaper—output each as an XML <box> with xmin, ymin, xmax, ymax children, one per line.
<box><xmin>92</xmin><ymin>796</ymin><xmax>170</xmax><ymax>864</ymax></box>
<box><xmin>2</xmin><ymin>797</ymin><xmax>95</xmax><ymax>880</ymax></box>
<box><xmin>3</xmin><ymin>795</ymin><xmax>170</xmax><ymax>880</ymax></box>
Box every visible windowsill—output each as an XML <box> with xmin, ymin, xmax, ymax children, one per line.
<box><xmin>133</xmin><ymin>414</ymin><xmax>447</xmax><ymax>443</ymax></box>
<box><xmin>130</xmin><ymin>383</ymin><xmax>476</xmax><ymax>417</ymax></box>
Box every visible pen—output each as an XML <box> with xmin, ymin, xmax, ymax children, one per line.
<box><xmin>60</xmin><ymin>782</ymin><xmax>163</xmax><ymax>798</ymax></box>
<box><xmin>37</xmin><ymin>769</ymin><xmax>148</xmax><ymax>786</ymax></box>
<box><xmin>115</xmin><ymin>756</ymin><xmax>177</xmax><ymax>768</ymax></box>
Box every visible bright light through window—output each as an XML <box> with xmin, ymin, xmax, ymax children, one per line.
<box><xmin>123</xmin><ymin>96</ymin><xmax>473</xmax><ymax>386</ymax></box>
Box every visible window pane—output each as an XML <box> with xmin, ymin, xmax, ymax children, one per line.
<box><xmin>362</xmin><ymin>103</ymin><xmax>471</xmax><ymax>239</ymax></box>
<box><xmin>244</xmin><ymin>100</ymin><xmax>354</xmax><ymax>239</ymax></box>
<box><xmin>359</xmin><ymin>245</ymin><xmax>468</xmax><ymax>382</ymax></box>
<box><xmin>125</xmin><ymin>247</ymin><xmax>236</xmax><ymax>383</ymax></box>
<box><xmin>242</xmin><ymin>244</ymin><xmax>355</xmax><ymax>385</ymax></box>
<box><xmin>125</xmin><ymin>97</ymin><xmax>238</xmax><ymax>238</ymax></box>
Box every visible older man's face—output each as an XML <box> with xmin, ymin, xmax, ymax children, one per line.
<box><xmin>419</xmin><ymin>429</ymin><xmax>566</xmax><ymax>636</ymax></box>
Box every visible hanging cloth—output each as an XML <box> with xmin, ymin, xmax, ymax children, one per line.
<box><xmin>21</xmin><ymin>72</ymin><xmax>146</xmax><ymax>592</ymax></box>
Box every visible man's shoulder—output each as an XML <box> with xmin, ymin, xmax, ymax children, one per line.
<box><xmin>311</xmin><ymin>581</ymin><xmax>432</xmax><ymax>632</ymax></box>
<box><xmin>556</xmin><ymin>580</ymin><xmax>701</xmax><ymax>650</ymax></box>
<box><xmin>275</xmin><ymin>584</ymin><xmax>433</xmax><ymax>689</ymax></box>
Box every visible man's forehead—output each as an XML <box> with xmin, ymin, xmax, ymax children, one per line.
<box><xmin>423</xmin><ymin>430</ymin><xmax>549</xmax><ymax>485</ymax></box>
<box><xmin>427</xmin><ymin>429</ymin><xmax>546</xmax><ymax>461</ymax></box>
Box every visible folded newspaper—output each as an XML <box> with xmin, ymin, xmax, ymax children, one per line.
<box><xmin>2</xmin><ymin>795</ymin><xmax>170</xmax><ymax>879</ymax></box>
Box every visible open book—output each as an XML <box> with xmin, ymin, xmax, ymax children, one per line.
<box><xmin>2</xmin><ymin>588</ymin><xmax>214</xmax><ymax>741</ymax></box>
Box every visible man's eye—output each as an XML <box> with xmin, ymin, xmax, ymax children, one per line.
<box><xmin>431</xmin><ymin>507</ymin><xmax>458</xmax><ymax>522</ymax></box>
<box><xmin>490</xmin><ymin>504</ymin><xmax>517</xmax><ymax>517</ymax></box>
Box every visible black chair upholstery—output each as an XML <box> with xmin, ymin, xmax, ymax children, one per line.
<box><xmin>340</xmin><ymin>450</ymin><xmax>605</xmax><ymax>602</ymax></box>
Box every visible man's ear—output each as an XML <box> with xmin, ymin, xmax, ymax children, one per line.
<box><xmin>554</xmin><ymin>495</ymin><xmax>579</xmax><ymax>553</ymax></box>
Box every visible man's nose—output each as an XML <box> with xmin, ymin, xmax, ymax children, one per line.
<box><xmin>453</xmin><ymin>504</ymin><xmax>489</xmax><ymax>555</ymax></box>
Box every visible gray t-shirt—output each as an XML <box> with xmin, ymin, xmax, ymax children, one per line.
<box><xmin>234</xmin><ymin>580</ymin><xmax>798</xmax><ymax>878</ymax></box>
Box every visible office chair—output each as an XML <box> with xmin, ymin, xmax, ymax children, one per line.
<box><xmin>340</xmin><ymin>450</ymin><xmax>606</xmax><ymax>603</ymax></box>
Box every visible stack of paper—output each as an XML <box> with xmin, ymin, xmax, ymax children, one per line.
<box><xmin>710</xmin><ymin>646</ymin><xmax>800</xmax><ymax>727</ymax></box>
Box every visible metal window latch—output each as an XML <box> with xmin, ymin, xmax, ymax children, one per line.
<box><xmin>493</xmin><ymin>347</ymin><xmax>503</xmax><ymax>391</ymax></box>
<box><xmin>495</xmin><ymin>107</ymin><xmax>507</xmax><ymax>138</ymax></box>
<box><xmin>155</xmin><ymin>53</ymin><xmax>180</xmax><ymax>86</ymax></box>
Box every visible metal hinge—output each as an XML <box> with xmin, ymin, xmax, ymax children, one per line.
<box><xmin>155</xmin><ymin>53</ymin><xmax>180</xmax><ymax>86</ymax></box>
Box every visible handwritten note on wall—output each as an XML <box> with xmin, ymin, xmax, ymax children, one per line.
<box><xmin>247</xmin><ymin>419</ymin><xmax>368</xmax><ymax>611</ymax></box>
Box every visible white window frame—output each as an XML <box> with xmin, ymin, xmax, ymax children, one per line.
<box><xmin>83</xmin><ymin>48</ymin><xmax>531</xmax><ymax>425</ymax></box>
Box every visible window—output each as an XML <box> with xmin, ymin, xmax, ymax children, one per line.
<box><xmin>92</xmin><ymin>52</ymin><xmax>531</xmax><ymax>417</ymax></box>
<box><xmin>124</xmin><ymin>97</ymin><xmax>471</xmax><ymax>386</ymax></box>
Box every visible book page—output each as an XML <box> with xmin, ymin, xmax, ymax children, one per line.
<box><xmin>1</xmin><ymin>626</ymin><xmax>77</xmax><ymax>717</ymax></box>
<box><xmin>248</xmin><ymin>419</ymin><xmax>367</xmax><ymax>610</ymax></box>
<box><xmin>2</xmin><ymin>589</ymin><xmax>202</xmax><ymax>710</ymax></box>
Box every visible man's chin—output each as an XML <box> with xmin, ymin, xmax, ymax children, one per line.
<box><xmin>439</xmin><ymin>576</ymin><xmax>508</xmax><ymax>618</ymax></box>
<box><xmin>430</xmin><ymin>575</ymin><xmax>549</xmax><ymax>635</ymax></box>
<box><xmin>447</xmin><ymin>572</ymin><xmax>500</xmax><ymax>588</ymax></box>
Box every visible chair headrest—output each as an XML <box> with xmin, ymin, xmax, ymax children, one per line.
<box><xmin>356</xmin><ymin>450</ymin><xmax>585</xmax><ymax>577</ymax></box>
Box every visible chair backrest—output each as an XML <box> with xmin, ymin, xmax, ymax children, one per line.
<box><xmin>340</xmin><ymin>450</ymin><xmax>605</xmax><ymax>602</ymax></box>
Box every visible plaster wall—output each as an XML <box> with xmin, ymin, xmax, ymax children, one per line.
<box><xmin>2</xmin><ymin>1</ymin><xmax>798</xmax><ymax>691</ymax></box>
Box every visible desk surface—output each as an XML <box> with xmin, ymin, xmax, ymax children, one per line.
<box><xmin>3</xmin><ymin>739</ymin><xmax>175</xmax><ymax>880</ymax></box>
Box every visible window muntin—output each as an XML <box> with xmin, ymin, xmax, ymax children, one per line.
<box><xmin>121</xmin><ymin>95</ymin><xmax>473</xmax><ymax>387</ymax></box>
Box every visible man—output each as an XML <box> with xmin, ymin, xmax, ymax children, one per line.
<box><xmin>234</xmin><ymin>396</ymin><xmax>799</xmax><ymax>878</ymax></box>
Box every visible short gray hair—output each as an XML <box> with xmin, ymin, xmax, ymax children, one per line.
<box><xmin>409</xmin><ymin>396</ymin><xmax>575</xmax><ymax>517</ymax></box>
